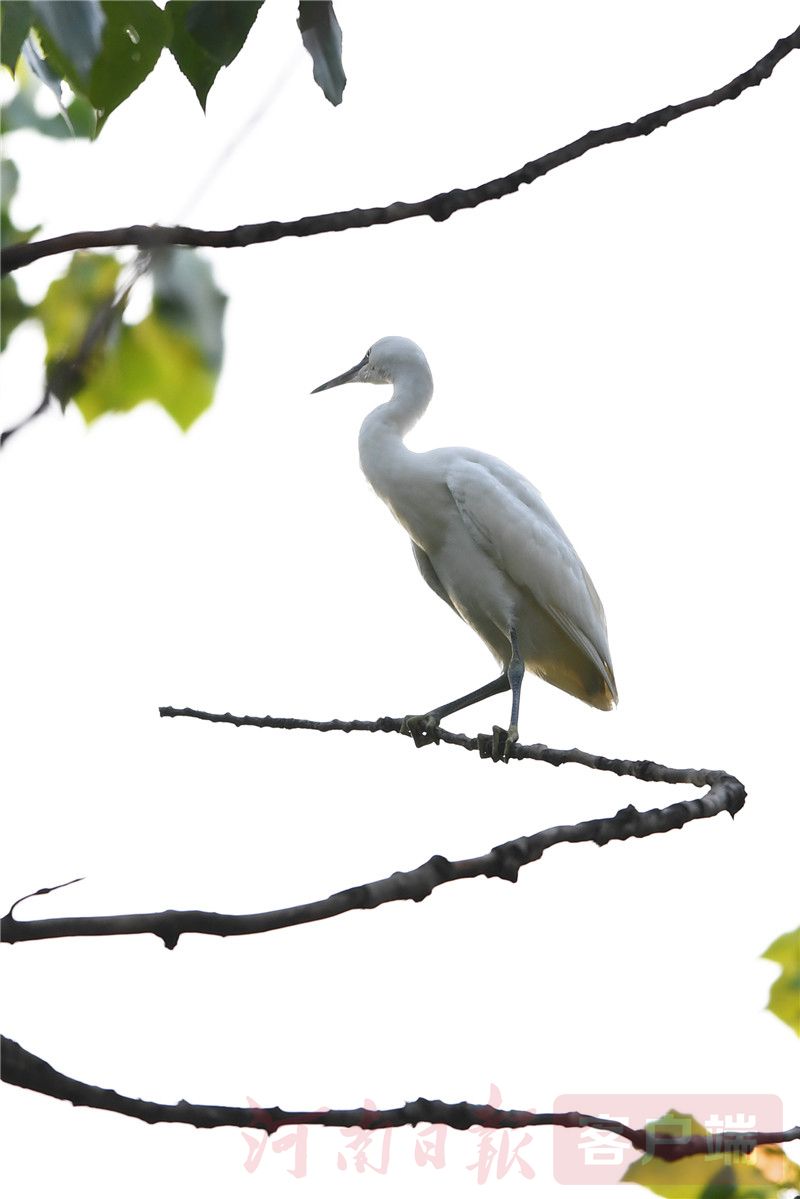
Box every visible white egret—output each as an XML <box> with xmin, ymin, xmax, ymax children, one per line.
<box><xmin>313</xmin><ymin>337</ymin><xmax>617</xmax><ymax>760</ymax></box>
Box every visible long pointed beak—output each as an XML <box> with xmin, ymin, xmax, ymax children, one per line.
<box><xmin>311</xmin><ymin>353</ymin><xmax>369</xmax><ymax>393</ymax></box>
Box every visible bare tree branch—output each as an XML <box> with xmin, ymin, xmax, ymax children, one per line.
<box><xmin>3</xmin><ymin>24</ymin><xmax>798</xmax><ymax>275</ymax></box>
<box><xmin>1</xmin><ymin>716</ymin><xmax>744</xmax><ymax>948</ymax></box>
<box><xmin>2</xmin><ymin>1036</ymin><xmax>797</xmax><ymax>1160</ymax></box>
<box><xmin>158</xmin><ymin>705</ymin><xmax>742</xmax><ymax>785</ymax></box>
<box><xmin>0</xmin><ymin>383</ymin><xmax>53</xmax><ymax>449</ymax></box>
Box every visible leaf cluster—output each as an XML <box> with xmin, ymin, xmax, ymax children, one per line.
<box><xmin>0</xmin><ymin>2</ymin><xmax>347</xmax><ymax>440</ymax></box>
<box><xmin>1</xmin><ymin>96</ymin><xmax>227</xmax><ymax>431</ymax></box>
<box><xmin>624</xmin><ymin>1110</ymin><xmax>800</xmax><ymax>1198</ymax></box>
<box><xmin>33</xmin><ymin>247</ymin><xmax>226</xmax><ymax>429</ymax></box>
<box><xmin>1</xmin><ymin>1</ymin><xmax>346</xmax><ymax>129</ymax></box>
<box><xmin>762</xmin><ymin>927</ymin><xmax>800</xmax><ymax>1037</ymax></box>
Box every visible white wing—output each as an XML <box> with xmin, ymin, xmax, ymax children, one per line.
<box><xmin>444</xmin><ymin>451</ymin><xmax>617</xmax><ymax>699</ymax></box>
<box><xmin>411</xmin><ymin>540</ymin><xmax>459</xmax><ymax>614</ymax></box>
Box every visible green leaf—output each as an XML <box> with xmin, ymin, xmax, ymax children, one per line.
<box><xmin>0</xmin><ymin>158</ymin><xmax>24</xmax><ymax>248</ymax></box>
<box><xmin>75</xmin><ymin>312</ymin><xmax>214</xmax><ymax>429</ymax></box>
<box><xmin>150</xmin><ymin>247</ymin><xmax>226</xmax><ymax>372</ymax></box>
<box><xmin>38</xmin><ymin>252</ymin><xmax>121</xmax><ymax>361</ymax></box>
<box><xmin>21</xmin><ymin>32</ymin><xmax>66</xmax><ymax>105</ymax></box>
<box><xmin>1</xmin><ymin>1</ymin><xmax>32</xmax><ymax>74</ymax></box>
<box><xmin>1</xmin><ymin>157</ymin><xmax>41</xmax><ymax>247</ymax></box>
<box><xmin>1</xmin><ymin>156</ymin><xmax>20</xmax><ymax>199</ymax></box>
<box><xmin>297</xmin><ymin>1</ymin><xmax>345</xmax><ymax>106</ymax></box>
<box><xmin>37</xmin><ymin>252</ymin><xmax>121</xmax><ymax>401</ymax></box>
<box><xmin>762</xmin><ymin>926</ymin><xmax>800</xmax><ymax>1036</ymax></box>
<box><xmin>1</xmin><ymin>274</ymin><xmax>34</xmax><ymax>351</ymax></box>
<box><xmin>164</xmin><ymin>1</ymin><xmax>216</xmax><ymax>110</ymax></box>
<box><xmin>622</xmin><ymin>1110</ymin><xmax>787</xmax><ymax>1199</ymax></box>
<box><xmin>34</xmin><ymin>248</ymin><xmax>224</xmax><ymax>427</ymax></box>
<box><xmin>33</xmin><ymin>245</ymin><xmax>225</xmax><ymax>427</ymax></box>
<box><xmin>30</xmin><ymin>0</ymin><xmax>104</xmax><ymax>87</ymax></box>
<box><xmin>747</xmin><ymin>1145</ymin><xmax>800</xmax><ymax>1193</ymax></box>
<box><xmin>37</xmin><ymin>0</ymin><xmax>167</xmax><ymax>130</ymax></box>
<box><xmin>183</xmin><ymin>0</ymin><xmax>262</xmax><ymax>63</ymax></box>
<box><xmin>165</xmin><ymin>0</ymin><xmax>262</xmax><ymax>110</ymax></box>
<box><xmin>1</xmin><ymin>80</ymin><xmax>95</xmax><ymax>138</ymax></box>
<box><xmin>92</xmin><ymin>1</ymin><xmax>167</xmax><ymax>126</ymax></box>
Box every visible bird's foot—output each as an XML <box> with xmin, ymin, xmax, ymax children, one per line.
<box><xmin>401</xmin><ymin>713</ymin><xmax>442</xmax><ymax>748</ymax></box>
<box><xmin>477</xmin><ymin>724</ymin><xmax>519</xmax><ymax>763</ymax></box>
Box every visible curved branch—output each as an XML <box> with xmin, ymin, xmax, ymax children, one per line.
<box><xmin>3</xmin><ymin>24</ymin><xmax>798</xmax><ymax>275</ymax></box>
<box><xmin>2</xmin><ymin>1037</ymin><xmax>797</xmax><ymax>1162</ymax></box>
<box><xmin>1</xmin><ymin>715</ymin><xmax>745</xmax><ymax>948</ymax></box>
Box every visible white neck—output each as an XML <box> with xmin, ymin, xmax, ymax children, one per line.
<box><xmin>358</xmin><ymin>362</ymin><xmax>434</xmax><ymax>490</ymax></box>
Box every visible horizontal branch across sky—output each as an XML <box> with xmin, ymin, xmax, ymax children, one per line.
<box><xmin>2</xmin><ymin>23</ymin><xmax>799</xmax><ymax>274</ymax></box>
<box><xmin>3</xmin><ymin>1036</ymin><xmax>798</xmax><ymax>1162</ymax></box>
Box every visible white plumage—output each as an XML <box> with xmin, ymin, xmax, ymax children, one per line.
<box><xmin>313</xmin><ymin>336</ymin><xmax>616</xmax><ymax>758</ymax></box>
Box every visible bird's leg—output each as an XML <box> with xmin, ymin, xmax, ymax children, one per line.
<box><xmin>478</xmin><ymin>629</ymin><xmax>524</xmax><ymax>763</ymax></box>
<box><xmin>402</xmin><ymin>674</ymin><xmax>510</xmax><ymax>747</ymax></box>
<box><xmin>506</xmin><ymin>628</ymin><xmax>524</xmax><ymax>753</ymax></box>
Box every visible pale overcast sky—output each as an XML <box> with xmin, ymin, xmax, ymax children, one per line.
<box><xmin>2</xmin><ymin>4</ymin><xmax>798</xmax><ymax>1196</ymax></box>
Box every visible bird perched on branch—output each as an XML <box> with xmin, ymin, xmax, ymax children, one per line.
<box><xmin>312</xmin><ymin>336</ymin><xmax>616</xmax><ymax>760</ymax></box>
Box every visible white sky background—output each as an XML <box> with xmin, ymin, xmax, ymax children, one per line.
<box><xmin>1</xmin><ymin>2</ymin><xmax>798</xmax><ymax>1195</ymax></box>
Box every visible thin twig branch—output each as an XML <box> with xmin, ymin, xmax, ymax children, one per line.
<box><xmin>158</xmin><ymin>706</ymin><xmax>742</xmax><ymax>786</ymax></box>
<box><xmin>0</xmin><ymin>383</ymin><xmax>52</xmax><ymax>448</ymax></box>
<box><xmin>3</xmin><ymin>24</ymin><xmax>798</xmax><ymax>275</ymax></box>
<box><xmin>1</xmin><ymin>715</ymin><xmax>745</xmax><ymax>948</ymax></box>
<box><xmin>2</xmin><ymin>1037</ymin><xmax>797</xmax><ymax>1159</ymax></box>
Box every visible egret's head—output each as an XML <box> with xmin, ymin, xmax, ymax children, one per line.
<box><xmin>312</xmin><ymin>336</ymin><xmax>428</xmax><ymax>392</ymax></box>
